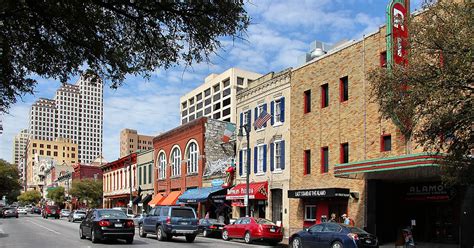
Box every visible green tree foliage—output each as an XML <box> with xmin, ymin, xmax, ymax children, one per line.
<box><xmin>17</xmin><ymin>190</ymin><xmax>42</xmax><ymax>205</ymax></box>
<box><xmin>368</xmin><ymin>1</ymin><xmax>473</xmax><ymax>185</ymax></box>
<box><xmin>46</xmin><ymin>186</ymin><xmax>65</xmax><ymax>205</ymax></box>
<box><xmin>0</xmin><ymin>0</ymin><xmax>249</xmax><ymax>112</ymax></box>
<box><xmin>69</xmin><ymin>179</ymin><xmax>103</xmax><ymax>208</ymax></box>
<box><xmin>0</xmin><ymin>159</ymin><xmax>21</xmax><ymax>204</ymax></box>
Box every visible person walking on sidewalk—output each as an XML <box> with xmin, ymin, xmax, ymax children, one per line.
<box><xmin>328</xmin><ymin>213</ymin><xmax>337</xmax><ymax>222</ymax></box>
<box><xmin>342</xmin><ymin>214</ymin><xmax>355</xmax><ymax>226</ymax></box>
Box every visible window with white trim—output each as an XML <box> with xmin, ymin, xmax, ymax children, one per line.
<box><xmin>241</xmin><ymin>148</ymin><xmax>247</xmax><ymax>176</ymax></box>
<box><xmin>274</xmin><ymin>99</ymin><xmax>281</xmax><ymax>124</ymax></box>
<box><xmin>171</xmin><ymin>147</ymin><xmax>181</xmax><ymax>177</ymax></box>
<box><xmin>242</xmin><ymin>111</ymin><xmax>249</xmax><ymax>134</ymax></box>
<box><xmin>257</xmin><ymin>145</ymin><xmax>264</xmax><ymax>173</ymax></box>
<box><xmin>158</xmin><ymin>153</ymin><xmax>166</xmax><ymax>179</ymax></box>
<box><xmin>187</xmin><ymin>142</ymin><xmax>198</xmax><ymax>174</ymax></box>
<box><xmin>305</xmin><ymin>205</ymin><xmax>317</xmax><ymax>221</ymax></box>
<box><xmin>274</xmin><ymin>141</ymin><xmax>281</xmax><ymax>170</ymax></box>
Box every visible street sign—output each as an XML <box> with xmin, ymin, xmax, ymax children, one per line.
<box><xmin>244</xmin><ymin>195</ymin><xmax>248</xmax><ymax>206</ymax></box>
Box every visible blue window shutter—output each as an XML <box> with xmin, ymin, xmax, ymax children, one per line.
<box><xmin>263</xmin><ymin>103</ymin><xmax>268</xmax><ymax>127</ymax></box>
<box><xmin>247</xmin><ymin>149</ymin><xmax>251</xmax><ymax>175</ymax></box>
<box><xmin>281</xmin><ymin>97</ymin><xmax>285</xmax><ymax>123</ymax></box>
<box><xmin>240</xmin><ymin>112</ymin><xmax>243</xmax><ymax>128</ymax></box>
<box><xmin>254</xmin><ymin>147</ymin><xmax>258</xmax><ymax>174</ymax></box>
<box><xmin>280</xmin><ymin>140</ymin><xmax>285</xmax><ymax>170</ymax></box>
<box><xmin>270</xmin><ymin>143</ymin><xmax>274</xmax><ymax>171</ymax></box>
<box><xmin>254</xmin><ymin>107</ymin><xmax>258</xmax><ymax>122</ymax></box>
<box><xmin>270</xmin><ymin>101</ymin><xmax>275</xmax><ymax>125</ymax></box>
<box><xmin>239</xmin><ymin>150</ymin><xmax>243</xmax><ymax>176</ymax></box>
<box><xmin>246</xmin><ymin>110</ymin><xmax>251</xmax><ymax>129</ymax></box>
<box><xmin>263</xmin><ymin>144</ymin><xmax>267</xmax><ymax>172</ymax></box>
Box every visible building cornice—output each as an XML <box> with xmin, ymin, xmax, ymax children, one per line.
<box><xmin>236</xmin><ymin>69</ymin><xmax>291</xmax><ymax>104</ymax></box>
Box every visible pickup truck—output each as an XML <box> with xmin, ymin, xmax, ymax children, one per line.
<box><xmin>139</xmin><ymin>206</ymin><xmax>198</xmax><ymax>243</ymax></box>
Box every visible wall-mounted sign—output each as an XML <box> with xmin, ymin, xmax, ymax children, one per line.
<box><xmin>386</xmin><ymin>0</ymin><xmax>409</xmax><ymax>68</ymax></box>
<box><xmin>404</xmin><ymin>183</ymin><xmax>455</xmax><ymax>201</ymax></box>
<box><xmin>288</xmin><ymin>188</ymin><xmax>350</xmax><ymax>198</ymax></box>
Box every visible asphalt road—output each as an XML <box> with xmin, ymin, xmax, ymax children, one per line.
<box><xmin>0</xmin><ymin>214</ymin><xmax>285</xmax><ymax>248</ymax></box>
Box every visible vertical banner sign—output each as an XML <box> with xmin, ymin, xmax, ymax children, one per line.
<box><xmin>386</xmin><ymin>0</ymin><xmax>409</xmax><ymax>69</ymax></box>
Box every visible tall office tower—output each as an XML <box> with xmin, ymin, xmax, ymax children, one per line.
<box><xmin>180</xmin><ymin>68</ymin><xmax>262</xmax><ymax>124</ymax></box>
<box><xmin>28</xmin><ymin>75</ymin><xmax>103</xmax><ymax>164</ymax></box>
<box><xmin>12</xmin><ymin>129</ymin><xmax>29</xmax><ymax>165</ymax></box>
<box><xmin>119</xmin><ymin>129</ymin><xmax>154</xmax><ymax>157</ymax></box>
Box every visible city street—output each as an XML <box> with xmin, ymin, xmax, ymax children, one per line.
<box><xmin>0</xmin><ymin>214</ymin><xmax>285</xmax><ymax>248</ymax></box>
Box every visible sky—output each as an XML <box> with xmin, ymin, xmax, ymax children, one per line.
<box><xmin>0</xmin><ymin>0</ymin><xmax>423</xmax><ymax>164</ymax></box>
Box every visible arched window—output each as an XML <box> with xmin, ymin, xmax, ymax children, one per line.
<box><xmin>187</xmin><ymin>142</ymin><xmax>198</xmax><ymax>174</ymax></box>
<box><xmin>171</xmin><ymin>147</ymin><xmax>181</xmax><ymax>177</ymax></box>
<box><xmin>158</xmin><ymin>152</ymin><xmax>166</xmax><ymax>179</ymax></box>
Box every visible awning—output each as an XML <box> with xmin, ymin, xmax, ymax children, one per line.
<box><xmin>288</xmin><ymin>188</ymin><xmax>350</xmax><ymax>198</ymax></box>
<box><xmin>148</xmin><ymin>194</ymin><xmax>164</xmax><ymax>207</ymax></box>
<box><xmin>226</xmin><ymin>181</ymin><xmax>268</xmax><ymax>200</ymax></box>
<box><xmin>132</xmin><ymin>195</ymin><xmax>142</xmax><ymax>205</ymax></box>
<box><xmin>140</xmin><ymin>194</ymin><xmax>153</xmax><ymax>205</ymax></box>
<box><xmin>159</xmin><ymin>191</ymin><xmax>181</xmax><ymax>206</ymax></box>
<box><xmin>177</xmin><ymin>186</ymin><xmax>227</xmax><ymax>204</ymax></box>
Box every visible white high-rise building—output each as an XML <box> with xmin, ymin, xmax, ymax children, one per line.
<box><xmin>12</xmin><ymin>129</ymin><xmax>29</xmax><ymax>165</ymax></box>
<box><xmin>180</xmin><ymin>68</ymin><xmax>262</xmax><ymax>124</ymax></box>
<box><xmin>28</xmin><ymin>75</ymin><xmax>103</xmax><ymax>164</ymax></box>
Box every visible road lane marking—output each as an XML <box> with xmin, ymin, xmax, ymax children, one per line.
<box><xmin>26</xmin><ymin>220</ymin><xmax>61</xmax><ymax>235</ymax></box>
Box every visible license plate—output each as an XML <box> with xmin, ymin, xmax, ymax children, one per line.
<box><xmin>366</xmin><ymin>240</ymin><xmax>372</xmax><ymax>244</ymax></box>
<box><xmin>176</xmin><ymin>230</ymin><xmax>193</xmax><ymax>234</ymax></box>
<box><xmin>270</xmin><ymin>229</ymin><xmax>276</xmax><ymax>232</ymax></box>
<box><xmin>180</xmin><ymin>222</ymin><xmax>188</xmax><ymax>225</ymax></box>
<box><xmin>218</xmin><ymin>227</ymin><xmax>223</xmax><ymax>230</ymax></box>
<box><xmin>115</xmin><ymin>223</ymin><xmax>123</xmax><ymax>227</ymax></box>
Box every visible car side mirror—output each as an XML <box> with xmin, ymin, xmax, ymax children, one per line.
<box><xmin>305</xmin><ymin>228</ymin><xmax>310</xmax><ymax>233</ymax></box>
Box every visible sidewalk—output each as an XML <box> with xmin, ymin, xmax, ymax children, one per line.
<box><xmin>380</xmin><ymin>242</ymin><xmax>458</xmax><ymax>248</ymax></box>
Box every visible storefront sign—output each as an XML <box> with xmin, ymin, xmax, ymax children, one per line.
<box><xmin>386</xmin><ymin>0</ymin><xmax>409</xmax><ymax>68</ymax></box>
<box><xmin>288</xmin><ymin>188</ymin><xmax>350</xmax><ymax>198</ymax></box>
<box><xmin>405</xmin><ymin>183</ymin><xmax>454</xmax><ymax>201</ymax></box>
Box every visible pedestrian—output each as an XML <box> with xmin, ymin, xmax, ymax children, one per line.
<box><xmin>328</xmin><ymin>213</ymin><xmax>337</xmax><ymax>222</ymax></box>
<box><xmin>342</xmin><ymin>214</ymin><xmax>355</xmax><ymax>226</ymax></box>
<box><xmin>205</xmin><ymin>211</ymin><xmax>210</xmax><ymax>219</ymax></box>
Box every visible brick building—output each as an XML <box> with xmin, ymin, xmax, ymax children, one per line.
<box><xmin>102</xmin><ymin>153</ymin><xmax>138</xmax><ymax>208</ymax></box>
<box><xmin>152</xmin><ymin>117</ymin><xmax>235</xmax><ymax>219</ymax></box>
<box><xmin>72</xmin><ymin>163</ymin><xmax>103</xmax><ymax>182</ymax></box>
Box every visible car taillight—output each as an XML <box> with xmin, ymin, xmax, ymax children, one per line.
<box><xmin>126</xmin><ymin>220</ymin><xmax>134</xmax><ymax>228</ymax></box>
<box><xmin>98</xmin><ymin>220</ymin><xmax>111</xmax><ymax>227</ymax></box>
<box><xmin>347</xmin><ymin>233</ymin><xmax>359</xmax><ymax>241</ymax></box>
<box><xmin>210</xmin><ymin>225</ymin><xmax>216</xmax><ymax>229</ymax></box>
<box><xmin>166</xmin><ymin>216</ymin><xmax>171</xmax><ymax>224</ymax></box>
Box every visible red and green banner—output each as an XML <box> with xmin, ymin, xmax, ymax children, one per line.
<box><xmin>386</xmin><ymin>0</ymin><xmax>410</xmax><ymax>68</ymax></box>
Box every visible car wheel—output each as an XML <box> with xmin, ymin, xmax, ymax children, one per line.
<box><xmin>125</xmin><ymin>237</ymin><xmax>134</xmax><ymax>244</ymax></box>
<box><xmin>185</xmin><ymin>234</ymin><xmax>196</xmax><ymax>243</ymax></box>
<box><xmin>91</xmin><ymin>228</ymin><xmax>99</xmax><ymax>243</ymax></box>
<box><xmin>79</xmin><ymin>227</ymin><xmax>85</xmax><ymax>239</ymax></box>
<box><xmin>156</xmin><ymin>226</ymin><xmax>167</xmax><ymax>241</ymax></box>
<box><xmin>291</xmin><ymin>237</ymin><xmax>302</xmax><ymax>248</ymax></box>
<box><xmin>68</xmin><ymin>218</ymin><xmax>71</xmax><ymax>222</ymax></box>
<box><xmin>203</xmin><ymin>229</ymin><xmax>209</xmax><ymax>237</ymax></box>
<box><xmin>244</xmin><ymin>231</ymin><xmax>252</xmax><ymax>244</ymax></box>
<box><xmin>331</xmin><ymin>241</ymin><xmax>343</xmax><ymax>248</ymax></box>
<box><xmin>222</xmin><ymin>230</ymin><xmax>230</xmax><ymax>241</ymax></box>
<box><xmin>139</xmin><ymin>224</ymin><xmax>147</xmax><ymax>238</ymax></box>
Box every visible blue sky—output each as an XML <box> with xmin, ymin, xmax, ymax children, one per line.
<box><xmin>0</xmin><ymin>0</ymin><xmax>423</xmax><ymax>164</ymax></box>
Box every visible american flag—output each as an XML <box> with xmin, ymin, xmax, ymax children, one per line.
<box><xmin>253</xmin><ymin>111</ymin><xmax>272</xmax><ymax>130</ymax></box>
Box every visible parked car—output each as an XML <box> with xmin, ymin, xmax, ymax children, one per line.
<box><xmin>289</xmin><ymin>223</ymin><xmax>379</xmax><ymax>248</ymax></box>
<box><xmin>132</xmin><ymin>214</ymin><xmax>145</xmax><ymax>226</ymax></box>
<box><xmin>198</xmin><ymin>218</ymin><xmax>225</xmax><ymax>238</ymax></box>
<box><xmin>25</xmin><ymin>205</ymin><xmax>33</xmax><ymax>213</ymax></box>
<box><xmin>140</xmin><ymin>206</ymin><xmax>199</xmax><ymax>243</ymax></box>
<box><xmin>42</xmin><ymin>205</ymin><xmax>60</xmax><ymax>219</ymax></box>
<box><xmin>68</xmin><ymin>210</ymin><xmax>87</xmax><ymax>222</ymax></box>
<box><xmin>79</xmin><ymin>209</ymin><xmax>134</xmax><ymax>244</ymax></box>
<box><xmin>222</xmin><ymin>217</ymin><xmax>282</xmax><ymax>245</ymax></box>
<box><xmin>33</xmin><ymin>207</ymin><xmax>42</xmax><ymax>214</ymax></box>
<box><xmin>17</xmin><ymin>207</ymin><xmax>28</xmax><ymax>215</ymax></box>
<box><xmin>60</xmin><ymin>209</ymin><xmax>71</xmax><ymax>218</ymax></box>
<box><xmin>2</xmin><ymin>207</ymin><xmax>19</xmax><ymax>218</ymax></box>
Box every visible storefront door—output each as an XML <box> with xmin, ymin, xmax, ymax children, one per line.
<box><xmin>271</xmin><ymin>189</ymin><xmax>283</xmax><ymax>224</ymax></box>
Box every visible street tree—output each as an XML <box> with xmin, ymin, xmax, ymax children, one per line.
<box><xmin>46</xmin><ymin>186</ymin><xmax>65</xmax><ymax>206</ymax></box>
<box><xmin>0</xmin><ymin>1</ymin><xmax>249</xmax><ymax>112</ymax></box>
<box><xmin>17</xmin><ymin>190</ymin><xmax>42</xmax><ymax>205</ymax></box>
<box><xmin>0</xmin><ymin>159</ymin><xmax>21</xmax><ymax>204</ymax></box>
<box><xmin>69</xmin><ymin>179</ymin><xmax>103</xmax><ymax>208</ymax></box>
<box><xmin>368</xmin><ymin>1</ymin><xmax>473</xmax><ymax>185</ymax></box>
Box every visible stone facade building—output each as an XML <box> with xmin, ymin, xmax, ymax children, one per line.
<box><xmin>136</xmin><ymin>149</ymin><xmax>154</xmax><ymax>213</ymax></box>
<box><xmin>234</xmin><ymin>69</ymin><xmax>291</xmax><ymax>238</ymax></box>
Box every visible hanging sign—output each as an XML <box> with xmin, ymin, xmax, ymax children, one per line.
<box><xmin>386</xmin><ymin>0</ymin><xmax>409</xmax><ymax>68</ymax></box>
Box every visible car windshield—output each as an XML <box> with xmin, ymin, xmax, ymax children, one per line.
<box><xmin>75</xmin><ymin>211</ymin><xmax>86</xmax><ymax>214</ymax></box>
<box><xmin>204</xmin><ymin>219</ymin><xmax>220</xmax><ymax>224</ymax></box>
<box><xmin>256</xmin><ymin>218</ymin><xmax>276</xmax><ymax>225</ymax></box>
<box><xmin>349</xmin><ymin>227</ymin><xmax>368</xmax><ymax>234</ymax></box>
<box><xmin>171</xmin><ymin>208</ymin><xmax>195</xmax><ymax>218</ymax></box>
<box><xmin>98</xmin><ymin>210</ymin><xmax>127</xmax><ymax>218</ymax></box>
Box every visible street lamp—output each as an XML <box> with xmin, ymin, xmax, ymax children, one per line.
<box><xmin>237</xmin><ymin>124</ymin><xmax>250</xmax><ymax>217</ymax></box>
<box><xmin>128</xmin><ymin>153</ymin><xmax>133</xmax><ymax>210</ymax></box>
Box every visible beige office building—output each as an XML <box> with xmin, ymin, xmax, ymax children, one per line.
<box><xmin>180</xmin><ymin>68</ymin><xmax>262</xmax><ymax>124</ymax></box>
<box><xmin>120</xmin><ymin>129</ymin><xmax>154</xmax><ymax>157</ymax></box>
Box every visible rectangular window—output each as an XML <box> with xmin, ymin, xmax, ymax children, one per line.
<box><xmin>340</xmin><ymin>143</ymin><xmax>349</xmax><ymax>163</ymax></box>
<box><xmin>321</xmin><ymin>147</ymin><xmax>329</xmax><ymax>173</ymax></box>
<box><xmin>340</xmin><ymin>76</ymin><xmax>348</xmax><ymax>102</ymax></box>
<box><xmin>223</xmin><ymin>98</ymin><xmax>231</xmax><ymax>107</ymax></box>
<box><xmin>304</xmin><ymin>90</ymin><xmax>311</xmax><ymax>113</ymax></box>
<box><xmin>237</xmin><ymin>77</ymin><xmax>244</xmax><ymax>85</ymax></box>
<box><xmin>380</xmin><ymin>51</ymin><xmax>387</xmax><ymax>67</ymax></box>
<box><xmin>204</xmin><ymin>98</ymin><xmax>212</xmax><ymax>106</ymax></box>
<box><xmin>304</xmin><ymin>149</ymin><xmax>311</xmax><ymax>175</ymax></box>
<box><xmin>196</xmin><ymin>93</ymin><xmax>202</xmax><ymax>101</ymax></box>
<box><xmin>381</xmin><ymin>135</ymin><xmax>392</xmax><ymax>152</ymax></box>
<box><xmin>257</xmin><ymin>145</ymin><xmax>264</xmax><ymax>173</ymax></box>
<box><xmin>204</xmin><ymin>88</ymin><xmax>211</xmax><ymax>97</ymax></box>
<box><xmin>321</xmin><ymin>83</ymin><xmax>329</xmax><ymax>108</ymax></box>
<box><xmin>222</xmin><ymin>108</ymin><xmax>231</xmax><ymax>116</ymax></box>
<box><xmin>223</xmin><ymin>79</ymin><xmax>230</xmax><ymax>88</ymax></box>
<box><xmin>148</xmin><ymin>164</ymin><xmax>152</xmax><ymax>183</ymax></box>
<box><xmin>138</xmin><ymin>167</ymin><xmax>142</xmax><ymax>185</ymax></box>
<box><xmin>305</xmin><ymin>205</ymin><xmax>317</xmax><ymax>221</ymax></box>
<box><xmin>213</xmin><ymin>84</ymin><xmax>220</xmax><ymax>92</ymax></box>
<box><xmin>46</xmin><ymin>151</ymin><xmax>51</xmax><ymax>156</ymax></box>
<box><xmin>275</xmin><ymin>141</ymin><xmax>281</xmax><ymax>170</ymax></box>
<box><xmin>274</xmin><ymin>99</ymin><xmax>281</xmax><ymax>123</ymax></box>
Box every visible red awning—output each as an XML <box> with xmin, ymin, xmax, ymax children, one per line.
<box><xmin>226</xmin><ymin>181</ymin><xmax>268</xmax><ymax>200</ymax></box>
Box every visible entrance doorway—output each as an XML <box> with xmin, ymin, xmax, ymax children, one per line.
<box><xmin>271</xmin><ymin>189</ymin><xmax>283</xmax><ymax>224</ymax></box>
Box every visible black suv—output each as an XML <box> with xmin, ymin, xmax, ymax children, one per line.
<box><xmin>139</xmin><ymin>206</ymin><xmax>198</xmax><ymax>242</ymax></box>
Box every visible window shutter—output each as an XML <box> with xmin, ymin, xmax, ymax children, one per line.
<box><xmin>240</xmin><ymin>112</ymin><xmax>243</xmax><ymax>128</ymax></box>
<box><xmin>281</xmin><ymin>97</ymin><xmax>285</xmax><ymax>123</ymax></box>
<box><xmin>270</xmin><ymin>101</ymin><xmax>275</xmax><ymax>125</ymax></box>
<box><xmin>263</xmin><ymin>144</ymin><xmax>267</xmax><ymax>172</ymax></box>
<box><xmin>239</xmin><ymin>150</ymin><xmax>243</xmax><ymax>176</ymax></box>
<box><xmin>270</xmin><ymin>143</ymin><xmax>274</xmax><ymax>171</ymax></box>
<box><xmin>263</xmin><ymin>103</ymin><xmax>268</xmax><ymax>127</ymax></box>
<box><xmin>281</xmin><ymin>140</ymin><xmax>285</xmax><ymax>170</ymax></box>
<box><xmin>254</xmin><ymin>107</ymin><xmax>258</xmax><ymax>122</ymax></box>
<box><xmin>246</xmin><ymin>110</ymin><xmax>251</xmax><ymax>129</ymax></box>
<box><xmin>254</xmin><ymin>147</ymin><xmax>258</xmax><ymax>174</ymax></box>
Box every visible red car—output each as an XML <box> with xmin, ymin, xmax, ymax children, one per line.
<box><xmin>42</xmin><ymin>205</ymin><xmax>60</xmax><ymax>219</ymax></box>
<box><xmin>222</xmin><ymin>217</ymin><xmax>282</xmax><ymax>245</ymax></box>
